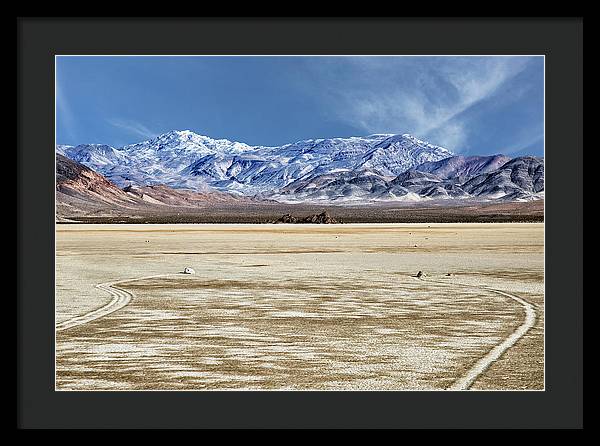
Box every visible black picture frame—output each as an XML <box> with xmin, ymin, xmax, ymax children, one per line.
<box><xmin>17</xmin><ymin>17</ymin><xmax>583</xmax><ymax>429</ymax></box>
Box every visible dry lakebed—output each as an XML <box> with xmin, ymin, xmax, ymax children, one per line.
<box><xmin>55</xmin><ymin>223</ymin><xmax>544</xmax><ymax>391</ymax></box>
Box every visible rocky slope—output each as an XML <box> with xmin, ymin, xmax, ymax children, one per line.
<box><xmin>56</xmin><ymin>154</ymin><xmax>259</xmax><ymax>218</ymax></box>
<box><xmin>276</xmin><ymin>155</ymin><xmax>544</xmax><ymax>202</ymax></box>
<box><xmin>56</xmin><ymin>154</ymin><xmax>140</xmax><ymax>208</ymax></box>
<box><xmin>461</xmin><ymin>156</ymin><xmax>544</xmax><ymax>200</ymax></box>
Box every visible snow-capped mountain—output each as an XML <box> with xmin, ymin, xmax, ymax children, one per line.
<box><xmin>57</xmin><ymin>130</ymin><xmax>454</xmax><ymax>194</ymax></box>
<box><xmin>56</xmin><ymin>130</ymin><xmax>544</xmax><ymax>203</ymax></box>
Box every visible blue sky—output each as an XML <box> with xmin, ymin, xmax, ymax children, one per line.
<box><xmin>56</xmin><ymin>56</ymin><xmax>544</xmax><ymax>155</ymax></box>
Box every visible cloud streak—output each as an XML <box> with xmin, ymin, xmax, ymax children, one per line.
<box><xmin>56</xmin><ymin>81</ymin><xmax>78</xmax><ymax>143</ymax></box>
<box><xmin>106</xmin><ymin>119</ymin><xmax>158</xmax><ymax>140</ymax></box>
<box><xmin>303</xmin><ymin>56</ymin><xmax>536</xmax><ymax>151</ymax></box>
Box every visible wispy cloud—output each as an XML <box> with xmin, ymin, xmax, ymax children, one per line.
<box><xmin>107</xmin><ymin>118</ymin><xmax>157</xmax><ymax>140</ymax></box>
<box><xmin>303</xmin><ymin>56</ymin><xmax>535</xmax><ymax>151</ymax></box>
<box><xmin>56</xmin><ymin>81</ymin><xmax>78</xmax><ymax>142</ymax></box>
<box><xmin>502</xmin><ymin>128</ymin><xmax>544</xmax><ymax>155</ymax></box>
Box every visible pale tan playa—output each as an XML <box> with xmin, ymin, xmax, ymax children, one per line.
<box><xmin>56</xmin><ymin>223</ymin><xmax>544</xmax><ymax>390</ymax></box>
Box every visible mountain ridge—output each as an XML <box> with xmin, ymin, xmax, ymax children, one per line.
<box><xmin>57</xmin><ymin>130</ymin><xmax>543</xmax><ymax>203</ymax></box>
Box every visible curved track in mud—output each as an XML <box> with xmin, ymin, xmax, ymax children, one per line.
<box><xmin>56</xmin><ymin>274</ymin><xmax>177</xmax><ymax>332</ymax></box>
<box><xmin>419</xmin><ymin>276</ymin><xmax>537</xmax><ymax>390</ymax></box>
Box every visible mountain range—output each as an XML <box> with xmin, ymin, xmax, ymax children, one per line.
<box><xmin>57</xmin><ymin>130</ymin><xmax>544</xmax><ymax>204</ymax></box>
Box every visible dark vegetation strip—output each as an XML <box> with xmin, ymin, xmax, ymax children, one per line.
<box><xmin>58</xmin><ymin>214</ymin><xmax>543</xmax><ymax>224</ymax></box>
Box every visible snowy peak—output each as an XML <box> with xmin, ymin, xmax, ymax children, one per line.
<box><xmin>361</xmin><ymin>134</ymin><xmax>454</xmax><ymax>176</ymax></box>
<box><xmin>122</xmin><ymin>130</ymin><xmax>254</xmax><ymax>156</ymax></box>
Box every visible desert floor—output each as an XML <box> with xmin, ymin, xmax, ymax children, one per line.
<box><xmin>55</xmin><ymin>223</ymin><xmax>544</xmax><ymax>390</ymax></box>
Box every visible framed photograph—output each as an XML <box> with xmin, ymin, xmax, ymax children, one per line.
<box><xmin>17</xmin><ymin>17</ymin><xmax>583</xmax><ymax>429</ymax></box>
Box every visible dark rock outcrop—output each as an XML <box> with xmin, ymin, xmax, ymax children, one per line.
<box><xmin>274</xmin><ymin>213</ymin><xmax>298</xmax><ymax>224</ymax></box>
<box><xmin>274</xmin><ymin>211</ymin><xmax>339</xmax><ymax>224</ymax></box>
<box><xmin>302</xmin><ymin>211</ymin><xmax>339</xmax><ymax>224</ymax></box>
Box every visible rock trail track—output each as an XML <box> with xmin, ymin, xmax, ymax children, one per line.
<box><xmin>56</xmin><ymin>274</ymin><xmax>176</xmax><ymax>332</ymax></box>
<box><xmin>417</xmin><ymin>276</ymin><xmax>537</xmax><ymax>390</ymax></box>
